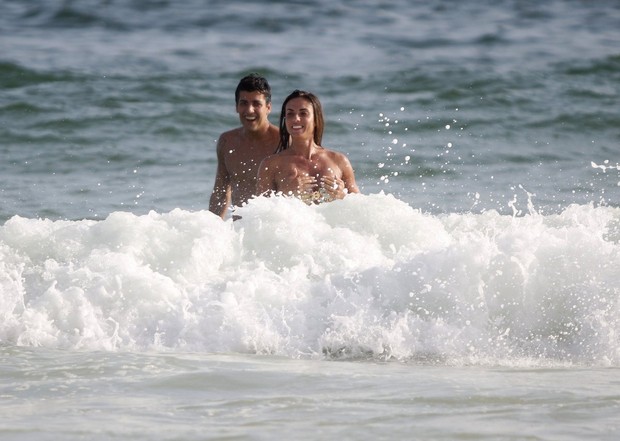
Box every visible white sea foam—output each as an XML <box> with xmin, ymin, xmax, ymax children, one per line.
<box><xmin>1</xmin><ymin>193</ymin><xmax>619</xmax><ymax>366</ymax></box>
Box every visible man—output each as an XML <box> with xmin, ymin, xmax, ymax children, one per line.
<box><xmin>208</xmin><ymin>74</ymin><xmax>280</xmax><ymax>218</ymax></box>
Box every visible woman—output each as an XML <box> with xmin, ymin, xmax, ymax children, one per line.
<box><xmin>257</xmin><ymin>90</ymin><xmax>359</xmax><ymax>203</ymax></box>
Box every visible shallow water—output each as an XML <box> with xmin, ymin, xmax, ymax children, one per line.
<box><xmin>3</xmin><ymin>348</ymin><xmax>619</xmax><ymax>441</ymax></box>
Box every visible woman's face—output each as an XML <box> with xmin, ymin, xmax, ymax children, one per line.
<box><xmin>284</xmin><ymin>97</ymin><xmax>314</xmax><ymax>139</ymax></box>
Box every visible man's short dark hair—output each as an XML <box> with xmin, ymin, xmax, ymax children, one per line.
<box><xmin>235</xmin><ymin>73</ymin><xmax>272</xmax><ymax>104</ymax></box>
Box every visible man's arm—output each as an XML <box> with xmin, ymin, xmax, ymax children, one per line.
<box><xmin>208</xmin><ymin>136</ymin><xmax>231</xmax><ymax>219</ymax></box>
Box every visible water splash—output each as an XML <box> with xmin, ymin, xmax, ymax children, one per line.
<box><xmin>1</xmin><ymin>195</ymin><xmax>619</xmax><ymax>366</ymax></box>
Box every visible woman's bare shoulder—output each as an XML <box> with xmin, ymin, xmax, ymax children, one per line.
<box><xmin>259</xmin><ymin>151</ymin><xmax>287</xmax><ymax>168</ymax></box>
<box><xmin>321</xmin><ymin>147</ymin><xmax>351</xmax><ymax>164</ymax></box>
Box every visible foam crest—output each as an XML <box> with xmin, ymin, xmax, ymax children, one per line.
<box><xmin>1</xmin><ymin>196</ymin><xmax>619</xmax><ymax>366</ymax></box>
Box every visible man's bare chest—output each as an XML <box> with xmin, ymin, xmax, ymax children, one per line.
<box><xmin>225</xmin><ymin>147</ymin><xmax>273</xmax><ymax>178</ymax></box>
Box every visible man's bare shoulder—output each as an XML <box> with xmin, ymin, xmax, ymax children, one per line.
<box><xmin>219</xmin><ymin>125</ymin><xmax>278</xmax><ymax>144</ymax></box>
<box><xmin>218</xmin><ymin>127</ymin><xmax>243</xmax><ymax>144</ymax></box>
<box><xmin>216</xmin><ymin>128</ymin><xmax>243</xmax><ymax>156</ymax></box>
<box><xmin>255</xmin><ymin>124</ymin><xmax>280</xmax><ymax>145</ymax></box>
<box><xmin>266</xmin><ymin>124</ymin><xmax>280</xmax><ymax>137</ymax></box>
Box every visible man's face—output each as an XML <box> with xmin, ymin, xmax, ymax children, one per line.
<box><xmin>236</xmin><ymin>91</ymin><xmax>271</xmax><ymax>131</ymax></box>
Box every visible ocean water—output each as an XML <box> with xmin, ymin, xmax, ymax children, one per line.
<box><xmin>1</xmin><ymin>0</ymin><xmax>620</xmax><ymax>439</ymax></box>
